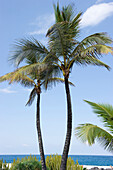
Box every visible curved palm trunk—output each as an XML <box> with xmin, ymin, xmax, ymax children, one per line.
<box><xmin>36</xmin><ymin>93</ymin><xmax>46</xmax><ymax>170</ymax></box>
<box><xmin>60</xmin><ymin>77</ymin><xmax>72</xmax><ymax>170</ymax></box>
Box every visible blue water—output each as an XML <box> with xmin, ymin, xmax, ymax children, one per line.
<box><xmin>0</xmin><ymin>155</ymin><xmax>113</xmax><ymax>166</ymax></box>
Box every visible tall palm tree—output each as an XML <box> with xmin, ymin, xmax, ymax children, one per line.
<box><xmin>0</xmin><ymin>55</ymin><xmax>74</xmax><ymax>170</ymax></box>
<box><xmin>75</xmin><ymin>100</ymin><xmax>113</xmax><ymax>152</ymax></box>
<box><xmin>0</xmin><ymin>64</ymin><xmax>50</xmax><ymax>170</ymax></box>
<box><xmin>8</xmin><ymin>39</ymin><xmax>63</xmax><ymax>170</ymax></box>
<box><xmin>46</xmin><ymin>3</ymin><xmax>113</xmax><ymax>169</ymax></box>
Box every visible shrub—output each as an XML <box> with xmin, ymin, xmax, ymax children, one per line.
<box><xmin>46</xmin><ymin>154</ymin><xmax>61</xmax><ymax>170</ymax></box>
<box><xmin>10</xmin><ymin>155</ymin><xmax>83</xmax><ymax>170</ymax></box>
<box><xmin>10</xmin><ymin>155</ymin><xmax>42</xmax><ymax>170</ymax></box>
<box><xmin>0</xmin><ymin>159</ymin><xmax>9</xmax><ymax>170</ymax></box>
<box><xmin>46</xmin><ymin>154</ymin><xmax>83</xmax><ymax>170</ymax></box>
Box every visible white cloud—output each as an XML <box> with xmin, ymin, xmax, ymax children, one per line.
<box><xmin>81</xmin><ymin>2</ymin><xmax>113</xmax><ymax>27</ymax></box>
<box><xmin>29</xmin><ymin>2</ymin><xmax>113</xmax><ymax>32</ymax></box>
<box><xmin>0</xmin><ymin>87</ymin><xmax>17</xmax><ymax>94</ymax></box>
<box><xmin>29</xmin><ymin>13</ymin><xmax>55</xmax><ymax>35</ymax></box>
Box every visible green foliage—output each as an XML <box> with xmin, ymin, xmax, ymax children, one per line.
<box><xmin>46</xmin><ymin>154</ymin><xmax>83</xmax><ymax>170</ymax></box>
<box><xmin>75</xmin><ymin>100</ymin><xmax>113</xmax><ymax>152</ymax></box>
<box><xmin>46</xmin><ymin>154</ymin><xmax>61</xmax><ymax>170</ymax></box>
<box><xmin>10</xmin><ymin>155</ymin><xmax>42</xmax><ymax>170</ymax></box>
<box><xmin>46</xmin><ymin>3</ymin><xmax>113</xmax><ymax>73</ymax></box>
<box><xmin>84</xmin><ymin>100</ymin><xmax>113</xmax><ymax>132</ymax></box>
<box><xmin>5</xmin><ymin>155</ymin><xmax>83</xmax><ymax>170</ymax></box>
<box><xmin>73</xmin><ymin>160</ymin><xmax>83</xmax><ymax>170</ymax></box>
<box><xmin>53</xmin><ymin>2</ymin><xmax>74</xmax><ymax>22</ymax></box>
<box><xmin>10</xmin><ymin>38</ymin><xmax>48</xmax><ymax>66</ymax></box>
<box><xmin>0</xmin><ymin>160</ymin><xmax>9</xmax><ymax>170</ymax></box>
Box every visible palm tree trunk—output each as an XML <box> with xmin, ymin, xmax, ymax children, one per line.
<box><xmin>60</xmin><ymin>77</ymin><xmax>72</xmax><ymax>170</ymax></box>
<box><xmin>36</xmin><ymin>94</ymin><xmax>46</xmax><ymax>170</ymax></box>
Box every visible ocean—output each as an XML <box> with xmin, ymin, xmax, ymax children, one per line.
<box><xmin>0</xmin><ymin>155</ymin><xmax>113</xmax><ymax>166</ymax></box>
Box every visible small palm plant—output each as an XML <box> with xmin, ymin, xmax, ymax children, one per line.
<box><xmin>75</xmin><ymin>100</ymin><xmax>113</xmax><ymax>152</ymax></box>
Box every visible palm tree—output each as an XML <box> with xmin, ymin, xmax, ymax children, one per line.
<box><xmin>45</xmin><ymin>3</ymin><xmax>113</xmax><ymax>169</ymax></box>
<box><xmin>8</xmin><ymin>39</ymin><xmax>63</xmax><ymax>170</ymax></box>
<box><xmin>0</xmin><ymin>64</ymin><xmax>49</xmax><ymax>170</ymax></box>
<box><xmin>0</xmin><ymin>53</ymin><xmax>74</xmax><ymax>170</ymax></box>
<box><xmin>75</xmin><ymin>100</ymin><xmax>113</xmax><ymax>152</ymax></box>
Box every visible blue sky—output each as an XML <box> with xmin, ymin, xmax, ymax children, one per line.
<box><xmin>0</xmin><ymin>0</ymin><xmax>113</xmax><ymax>155</ymax></box>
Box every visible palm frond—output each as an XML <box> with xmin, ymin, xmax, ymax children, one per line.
<box><xmin>47</xmin><ymin>22</ymin><xmax>78</xmax><ymax>58</ymax></box>
<box><xmin>70</xmin><ymin>32</ymin><xmax>113</xmax><ymax>57</ymax></box>
<box><xmin>26</xmin><ymin>87</ymin><xmax>37</xmax><ymax>106</ymax></box>
<box><xmin>69</xmin><ymin>12</ymin><xmax>82</xmax><ymax>37</ymax></box>
<box><xmin>68</xmin><ymin>44</ymin><xmax>112</xmax><ymax>70</ymax></box>
<box><xmin>10</xmin><ymin>73</ymin><xmax>35</xmax><ymax>87</ymax></box>
<box><xmin>11</xmin><ymin>63</ymin><xmax>48</xmax><ymax>77</ymax></box>
<box><xmin>0</xmin><ymin>72</ymin><xmax>15</xmax><ymax>83</ymax></box>
<box><xmin>75</xmin><ymin>124</ymin><xmax>113</xmax><ymax>152</ymax></box>
<box><xmin>0</xmin><ymin>70</ymin><xmax>35</xmax><ymax>87</ymax></box>
<box><xmin>80</xmin><ymin>44</ymin><xmax>113</xmax><ymax>56</ymax></box>
<box><xmin>46</xmin><ymin>4</ymin><xmax>82</xmax><ymax>58</ymax></box>
<box><xmin>10</xmin><ymin>38</ymin><xmax>49</xmax><ymax>66</ymax></box>
<box><xmin>68</xmin><ymin>54</ymin><xmax>110</xmax><ymax>70</ymax></box>
<box><xmin>78</xmin><ymin>33</ymin><xmax>112</xmax><ymax>47</ymax></box>
<box><xmin>84</xmin><ymin>100</ymin><xmax>113</xmax><ymax>133</ymax></box>
<box><xmin>53</xmin><ymin>2</ymin><xmax>63</xmax><ymax>23</ymax></box>
<box><xmin>62</xmin><ymin>4</ymin><xmax>74</xmax><ymax>21</ymax></box>
<box><xmin>53</xmin><ymin>3</ymin><xmax>75</xmax><ymax>23</ymax></box>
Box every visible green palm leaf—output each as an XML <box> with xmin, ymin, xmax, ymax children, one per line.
<box><xmin>53</xmin><ymin>3</ymin><xmax>74</xmax><ymax>22</ymax></box>
<box><xmin>53</xmin><ymin>2</ymin><xmax>63</xmax><ymax>22</ymax></box>
<box><xmin>46</xmin><ymin>10</ymin><xmax>82</xmax><ymax>59</ymax></box>
<box><xmin>70</xmin><ymin>33</ymin><xmax>112</xmax><ymax>57</ymax></box>
<box><xmin>0</xmin><ymin>72</ymin><xmax>15</xmax><ymax>82</ymax></box>
<box><xmin>0</xmin><ymin>71</ymin><xmax>35</xmax><ymax>87</ymax></box>
<box><xmin>68</xmin><ymin>50</ymin><xmax>110</xmax><ymax>70</ymax></box>
<box><xmin>84</xmin><ymin>100</ymin><xmax>113</xmax><ymax>133</ymax></box>
<box><xmin>77</xmin><ymin>33</ymin><xmax>112</xmax><ymax>47</ymax></box>
<box><xmin>47</xmin><ymin>22</ymin><xmax>76</xmax><ymax>58</ymax></box>
<box><xmin>10</xmin><ymin>38</ymin><xmax>49</xmax><ymax>66</ymax></box>
<box><xmin>68</xmin><ymin>44</ymin><xmax>112</xmax><ymax>70</ymax></box>
<box><xmin>11</xmin><ymin>63</ymin><xmax>48</xmax><ymax>77</ymax></box>
<box><xmin>80</xmin><ymin>44</ymin><xmax>113</xmax><ymax>56</ymax></box>
<box><xmin>10</xmin><ymin>73</ymin><xmax>35</xmax><ymax>87</ymax></box>
<box><xmin>75</xmin><ymin>100</ymin><xmax>113</xmax><ymax>152</ymax></box>
<box><xmin>75</xmin><ymin>124</ymin><xmax>113</xmax><ymax>152</ymax></box>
